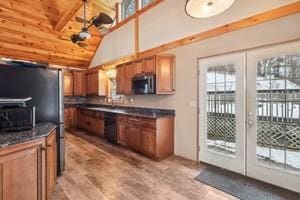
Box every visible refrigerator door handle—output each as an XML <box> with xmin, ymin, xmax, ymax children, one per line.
<box><xmin>58</xmin><ymin>70</ymin><xmax>64</xmax><ymax>124</ymax></box>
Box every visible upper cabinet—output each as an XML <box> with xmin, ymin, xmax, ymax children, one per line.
<box><xmin>143</xmin><ymin>56</ymin><xmax>156</xmax><ymax>74</ymax></box>
<box><xmin>116</xmin><ymin>54</ymin><xmax>175</xmax><ymax>95</ymax></box>
<box><xmin>63</xmin><ymin>72</ymin><xmax>74</xmax><ymax>96</ymax></box>
<box><xmin>156</xmin><ymin>55</ymin><xmax>175</xmax><ymax>94</ymax></box>
<box><xmin>73</xmin><ymin>71</ymin><xmax>86</xmax><ymax>96</ymax></box>
<box><xmin>85</xmin><ymin>69</ymin><xmax>108</xmax><ymax>96</ymax></box>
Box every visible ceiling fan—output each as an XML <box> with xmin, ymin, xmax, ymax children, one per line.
<box><xmin>71</xmin><ymin>0</ymin><xmax>114</xmax><ymax>47</ymax></box>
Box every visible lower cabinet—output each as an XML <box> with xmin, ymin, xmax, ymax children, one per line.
<box><xmin>77</xmin><ymin>109</ymin><xmax>105</xmax><ymax>137</ymax></box>
<box><xmin>126</xmin><ymin>125</ymin><xmax>142</xmax><ymax>152</ymax></box>
<box><xmin>141</xmin><ymin>128</ymin><xmax>156</xmax><ymax>158</ymax></box>
<box><xmin>117</xmin><ymin>121</ymin><xmax>127</xmax><ymax>146</ymax></box>
<box><xmin>46</xmin><ymin>131</ymin><xmax>57</xmax><ymax>200</ymax></box>
<box><xmin>0</xmin><ymin>131</ymin><xmax>56</xmax><ymax>200</ymax></box>
<box><xmin>64</xmin><ymin>108</ymin><xmax>77</xmax><ymax>129</ymax></box>
<box><xmin>117</xmin><ymin>115</ymin><xmax>174</xmax><ymax>161</ymax></box>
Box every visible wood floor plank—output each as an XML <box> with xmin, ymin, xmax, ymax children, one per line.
<box><xmin>51</xmin><ymin>130</ymin><xmax>237</xmax><ymax>200</ymax></box>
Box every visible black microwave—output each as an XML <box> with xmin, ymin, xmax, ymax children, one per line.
<box><xmin>0</xmin><ymin>107</ymin><xmax>35</xmax><ymax>132</ymax></box>
<box><xmin>132</xmin><ymin>74</ymin><xmax>156</xmax><ymax>94</ymax></box>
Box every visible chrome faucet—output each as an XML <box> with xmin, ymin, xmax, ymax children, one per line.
<box><xmin>105</xmin><ymin>97</ymin><xmax>114</xmax><ymax>108</ymax></box>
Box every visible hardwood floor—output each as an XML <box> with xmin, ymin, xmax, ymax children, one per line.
<box><xmin>51</xmin><ymin>130</ymin><xmax>237</xmax><ymax>200</ymax></box>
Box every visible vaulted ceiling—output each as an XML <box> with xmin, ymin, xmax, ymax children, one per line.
<box><xmin>0</xmin><ymin>0</ymin><xmax>117</xmax><ymax>68</ymax></box>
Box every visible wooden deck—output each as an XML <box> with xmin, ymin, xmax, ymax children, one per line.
<box><xmin>51</xmin><ymin>130</ymin><xmax>237</xmax><ymax>200</ymax></box>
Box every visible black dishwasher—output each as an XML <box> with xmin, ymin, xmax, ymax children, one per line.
<box><xmin>104</xmin><ymin>112</ymin><xmax>117</xmax><ymax>144</ymax></box>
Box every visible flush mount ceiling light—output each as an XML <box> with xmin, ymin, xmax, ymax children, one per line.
<box><xmin>185</xmin><ymin>0</ymin><xmax>235</xmax><ymax>18</ymax></box>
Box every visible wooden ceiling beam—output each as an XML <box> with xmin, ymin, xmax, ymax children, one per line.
<box><xmin>0</xmin><ymin>48</ymin><xmax>89</xmax><ymax>68</ymax></box>
<box><xmin>0</xmin><ymin>43</ymin><xmax>92</xmax><ymax>62</ymax></box>
<box><xmin>54</xmin><ymin>0</ymin><xmax>83</xmax><ymax>31</ymax></box>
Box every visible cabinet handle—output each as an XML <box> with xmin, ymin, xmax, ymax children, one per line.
<box><xmin>41</xmin><ymin>147</ymin><xmax>47</xmax><ymax>151</ymax></box>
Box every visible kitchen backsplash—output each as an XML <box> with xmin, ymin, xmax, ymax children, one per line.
<box><xmin>64</xmin><ymin>96</ymin><xmax>87</xmax><ymax>104</ymax></box>
<box><xmin>86</xmin><ymin>95</ymin><xmax>174</xmax><ymax>110</ymax></box>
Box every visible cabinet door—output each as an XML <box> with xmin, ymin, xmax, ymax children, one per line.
<box><xmin>73</xmin><ymin>71</ymin><xmax>86</xmax><ymax>96</ymax></box>
<box><xmin>116</xmin><ymin>66</ymin><xmax>125</xmax><ymax>94</ymax></box>
<box><xmin>133</xmin><ymin>60</ymin><xmax>143</xmax><ymax>75</ymax></box>
<box><xmin>141</xmin><ymin>128</ymin><xmax>156</xmax><ymax>157</ymax></box>
<box><xmin>64</xmin><ymin>109</ymin><xmax>70</xmax><ymax>129</ymax></box>
<box><xmin>117</xmin><ymin>122</ymin><xmax>127</xmax><ymax>146</ymax></box>
<box><xmin>126</xmin><ymin>125</ymin><xmax>141</xmax><ymax>152</ymax></box>
<box><xmin>98</xmin><ymin>70</ymin><xmax>108</xmax><ymax>96</ymax></box>
<box><xmin>143</xmin><ymin>56</ymin><xmax>156</xmax><ymax>74</ymax></box>
<box><xmin>46</xmin><ymin>131</ymin><xmax>57</xmax><ymax>200</ymax></box>
<box><xmin>0</xmin><ymin>145</ymin><xmax>42</xmax><ymax>200</ymax></box>
<box><xmin>85</xmin><ymin>73</ymin><xmax>91</xmax><ymax>95</ymax></box>
<box><xmin>90</xmin><ymin>72</ymin><xmax>97</xmax><ymax>95</ymax></box>
<box><xmin>156</xmin><ymin>55</ymin><xmax>175</xmax><ymax>94</ymax></box>
<box><xmin>63</xmin><ymin>72</ymin><xmax>74</xmax><ymax>96</ymax></box>
<box><xmin>92</xmin><ymin>118</ymin><xmax>105</xmax><ymax>137</ymax></box>
<box><xmin>124</xmin><ymin>63</ymin><xmax>133</xmax><ymax>95</ymax></box>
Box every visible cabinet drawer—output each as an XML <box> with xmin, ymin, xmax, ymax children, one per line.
<box><xmin>117</xmin><ymin>115</ymin><xmax>128</xmax><ymax>122</ymax></box>
<box><xmin>140</xmin><ymin>118</ymin><xmax>156</xmax><ymax>129</ymax></box>
<box><xmin>127</xmin><ymin>116</ymin><xmax>140</xmax><ymax>125</ymax></box>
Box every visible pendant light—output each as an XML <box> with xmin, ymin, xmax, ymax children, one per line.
<box><xmin>185</xmin><ymin>0</ymin><xmax>235</xmax><ymax>18</ymax></box>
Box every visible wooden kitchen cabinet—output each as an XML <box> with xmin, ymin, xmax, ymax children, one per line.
<box><xmin>64</xmin><ymin>108</ymin><xmax>77</xmax><ymax>129</ymax></box>
<box><xmin>117</xmin><ymin>114</ymin><xmax>174</xmax><ymax>161</ymax></box>
<box><xmin>126</xmin><ymin>125</ymin><xmax>142</xmax><ymax>152</ymax></box>
<box><xmin>0</xmin><ymin>144</ymin><xmax>42</xmax><ymax>200</ymax></box>
<box><xmin>116</xmin><ymin>54</ymin><xmax>175</xmax><ymax>95</ymax></box>
<box><xmin>116</xmin><ymin>65</ymin><xmax>125</xmax><ymax>94</ymax></box>
<box><xmin>124</xmin><ymin>62</ymin><xmax>134</xmax><ymax>95</ymax></box>
<box><xmin>143</xmin><ymin>56</ymin><xmax>156</xmax><ymax>74</ymax></box>
<box><xmin>133</xmin><ymin>60</ymin><xmax>143</xmax><ymax>75</ymax></box>
<box><xmin>117</xmin><ymin>121</ymin><xmax>127</xmax><ymax>146</ymax></box>
<box><xmin>141</xmin><ymin>128</ymin><xmax>156</xmax><ymax>157</ymax></box>
<box><xmin>85</xmin><ymin>69</ymin><xmax>108</xmax><ymax>96</ymax></box>
<box><xmin>0</xmin><ymin>130</ymin><xmax>56</xmax><ymax>200</ymax></box>
<box><xmin>73</xmin><ymin>71</ymin><xmax>86</xmax><ymax>96</ymax></box>
<box><xmin>46</xmin><ymin>131</ymin><xmax>57</xmax><ymax>200</ymax></box>
<box><xmin>77</xmin><ymin>109</ymin><xmax>105</xmax><ymax>137</ymax></box>
<box><xmin>156</xmin><ymin>55</ymin><xmax>175</xmax><ymax>94</ymax></box>
<box><xmin>64</xmin><ymin>72</ymin><xmax>74</xmax><ymax>96</ymax></box>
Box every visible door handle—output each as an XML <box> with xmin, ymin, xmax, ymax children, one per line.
<box><xmin>247</xmin><ymin>112</ymin><xmax>254</xmax><ymax>128</ymax></box>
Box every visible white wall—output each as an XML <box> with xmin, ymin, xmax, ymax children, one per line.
<box><xmin>139</xmin><ymin>0</ymin><xmax>298</xmax><ymax>51</ymax></box>
<box><xmin>88</xmin><ymin>14</ymin><xmax>300</xmax><ymax>160</ymax></box>
<box><xmin>90</xmin><ymin>0</ymin><xmax>298</xmax><ymax>67</ymax></box>
<box><xmin>90</xmin><ymin>21</ymin><xmax>135</xmax><ymax>67</ymax></box>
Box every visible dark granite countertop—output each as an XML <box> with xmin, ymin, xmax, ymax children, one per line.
<box><xmin>0</xmin><ymin>123</ymin><xmax>57</xmax><ymax>148</ymax></box>
<box><xmin>65</xmin><ymin>103</ymin><xmax>175</xmax><ymax>118</ymax></box>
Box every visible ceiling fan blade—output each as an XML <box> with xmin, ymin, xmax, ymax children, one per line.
<box><xmin>75</xmin><ymin>16</ymin><xmax>90</xmax><ymax>24</ymax></box>
<box><xmin>77</xmin><ymin>42</ymin><xmax>88</xmax><ymax>48</ymax></box>
<box><xmin>92</xmin><ymin>13</ymin><xmax>113</xmax><ymax>26</ymax></box>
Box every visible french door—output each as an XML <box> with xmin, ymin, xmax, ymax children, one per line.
<box><xmin>198</xmin><ymin>41</ymin><xmax>300</xmax><ymax>192</ymax></box>
<box><xmin>246</xmin><ymin>42</ymin><xmax>300</xmax><ymax>192</ymax></box>
<box><xmin>198</xmin><ymin>53</ymin><xmax>246</xmax><ymax>175</ymax></box>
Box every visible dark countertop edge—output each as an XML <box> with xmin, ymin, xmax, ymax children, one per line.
<box><xmin>83</xmin><ymin>107</ymin><xmax>174</xmax><ymax>119</ymax></box>
<box><xmin>0</xmin><ymin>123</ymin><xmax>57</xmax><ymax>148</ymax></box>
<box><xmin>64</xmin><ymin>103</ymin><xmax>175</xmax><ymax>118</ymax></box>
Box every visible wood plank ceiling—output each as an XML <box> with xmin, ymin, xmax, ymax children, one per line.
<box><xmin>0</xmin><ymin>0</ymin><xmax>116</xmax><ymax>68</ymax></box>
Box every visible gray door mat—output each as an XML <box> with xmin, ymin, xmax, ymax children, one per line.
<box><xmin>195</xmin><ymin>165</ymin><xmax>300</xmax><ymax>200</ymax></box>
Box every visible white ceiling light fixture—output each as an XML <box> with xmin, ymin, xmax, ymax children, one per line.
<box><xmin>185</xmin><ymin>0</ymin><xmax>235</xmax><ymax>19</ymax></box>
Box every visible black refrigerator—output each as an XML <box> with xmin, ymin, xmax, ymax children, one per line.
<box><xmin>0</xmin><ymin>62</ymin><xmax>65</xmax><ymax>176</ymax></box>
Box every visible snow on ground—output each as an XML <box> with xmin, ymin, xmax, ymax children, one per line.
<box><xmin>206</xmin><ymin>140</ymin><xmax>300</xmax><ymax>170</ymax></box>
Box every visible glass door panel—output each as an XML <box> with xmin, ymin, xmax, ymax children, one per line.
<box><xmin>199</xmin><ymin>53</ymin><xmax>246</xmax><ymax>175</ymax></box>
<box><xmin>247</xmin><ymin>41</ymin><xmax>300</xmax><ymax>193</ymax></box>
